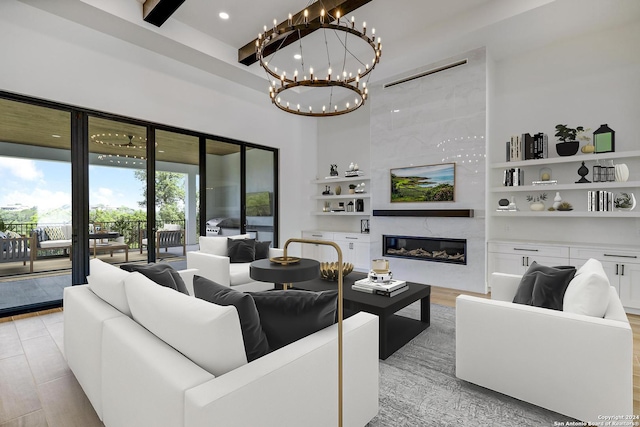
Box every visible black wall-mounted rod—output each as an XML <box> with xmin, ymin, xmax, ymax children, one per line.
<box><xmin>372</xmin><ymin>209</ymin><xmax>474</xmax><ymax>218</ymax></box>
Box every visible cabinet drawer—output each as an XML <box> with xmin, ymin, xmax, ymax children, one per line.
<box><xmin>301</xmin><ymin>231</ymin><xmax>334</xmax><ymax>240</ymax></box>
<box><xmin>333</xmin><ymin>233</ymin><xmax>370</xmax><ymax>243</ymax></box>
<box><xmin>488</xmin><ymin>241</ymin><xmax>569</xmax><ymax>258</ymax></box>
<box><xmin>571</xmin><ymin>247</ymin><xmax>640</xmax><ymax>264</ymax></box>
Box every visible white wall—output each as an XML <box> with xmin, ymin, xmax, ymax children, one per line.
<box><xmin>488</xmin><ymin>19</ymin><xmax>640</xmax><ymax>245</ymax></box>
<box><xmin>0</xmin><ymin>0</ymin><xmax>317</xmax><ymax>247</ymax></box>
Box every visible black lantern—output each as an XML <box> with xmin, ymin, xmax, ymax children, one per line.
<box><xmin>594</xmin><ymin>124</ymin><xmax>615</xmax><ymax>153</ymax></box>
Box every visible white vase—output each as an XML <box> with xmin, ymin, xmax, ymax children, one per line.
<box><xmin>553</xmin><ymin>192</ymin><xmax>562</xmax><ymax>209</ymax></box>
<box><xmin>530</xmin><ymin>201</ymin><xmax>545</xmax><ymax>211</ymax></box>
<box><xmin>615</xmin><ymin>164</ymin><xmax>629</xmax><ymax>182</ymax></box>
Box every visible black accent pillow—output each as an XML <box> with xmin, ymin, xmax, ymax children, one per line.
<box><xmin>120</xmin><ymin>263</ymin><xmax>189</xmax><ymax>295</ymax></box>
<box><xmin>512</xmin><ymin>262</ymin><xmax>576</xmax><ymax>311</ymax></box>
<box><xmin>250</xmin><ymin>289</ymin><xmax>338</xmax><ymax>351</ymax></box>
<box><xmin>254</xmin><ymin>241</ymin><xmax>271</xmax><ymax>260</ymax></box>
<box><xmin>193</xmin><ymin>275</ymin><xmax>269</xmax><ymax>362</ymax></box>
<box><xmin>227</xmin><ymin>238</ymin><xmax>256</xmax><ymax>263</ymax></box>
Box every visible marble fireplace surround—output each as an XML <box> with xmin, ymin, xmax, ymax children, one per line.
<box><xmin>368</xmin><ymin>47</ymin><xmax>487</xmax><ymax>293</ymax></box>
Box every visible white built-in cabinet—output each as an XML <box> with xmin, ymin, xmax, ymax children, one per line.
<box><xmin>301</xmin><ymin>231</ymin><xmax>370</xmax><ymax>272</ymax></box>
<box><xmin>488</xmin><ymin>240</ymin><xmax>640</xmax><ymax>313</ymax></box>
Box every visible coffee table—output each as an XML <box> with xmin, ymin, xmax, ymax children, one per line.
<box><xmin>293</xmin><ymin>272</ymin><xmax>431</xmax><ymax>359</ymax></box>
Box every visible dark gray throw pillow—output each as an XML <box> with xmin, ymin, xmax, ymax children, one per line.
<box><xmin>227</xmin><ymin>238</ymin><xmax>256</xmax><ymax>263</ymax></box>
<box><xmin>250</xmin><ymin>289</ymin><xmax>338</xmax><ymax>351</ymax></box>
<box><xmin>254</xmin><ymin>241</ymin><xmax>271</xmax><ymax>260</ymax></box>
<box><xmin>193</xmin><ymin>275</ymin><xmax>269</xmax><ymax>362</ymax></box>
<box><xmin>512</xmin><ymin>261</ymin><xmax>576</xmax><ymax>311</ymax></box>
<box><xmin>120</xmin><ymin>263</ymin><xmax>189</xmax><ymax>295</ymax></box>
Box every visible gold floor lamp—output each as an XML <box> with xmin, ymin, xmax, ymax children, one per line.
<box><xmin>249</xmin><ymin>238</ymin><xmax>345</xmax><ymax>427</ymax></box>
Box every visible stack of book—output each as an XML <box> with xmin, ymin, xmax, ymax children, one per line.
<box><xmin>345</xmin><ymin>170</ymin><xmax>364</xmax><ymax>177</ymax></box>
<box><xmin>352</xmin><ymin>278</ymin><xmax>408</xmax><ymax>297</ymax></box>
<box><xmin>506</xmin><ymin>132</ymin><xmax>548</xmax><ymax>161</ymax></box>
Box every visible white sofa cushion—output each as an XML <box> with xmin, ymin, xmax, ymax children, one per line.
<box><xmin>40</xmin><ymin>239</ymin><xmax>72</xmax><ymax>249</ymax></box>
<box><xmin>162</xmin><ymin>223</ymin><xmax>181</xmax><ymax>231</ymax></box>
<box><xmin>124</xmin><ymin>272</ymin><xmax>248</xmax><ymax>376</ymax></box>
<box><xmin>199</xmin><ymin>234</ymin><xmax>250</xmax><ymax>256</ymax></box>
<box><xmin>87</xmin><ymin>258</ymin><xmax>132</xmax><ymax>317</ymax></box>
<box><xmin>563</xmin><ymin>258</ymin><xmax>610</xmax><ymax>318</ymax></box>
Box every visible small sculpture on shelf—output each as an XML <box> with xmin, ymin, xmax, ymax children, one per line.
<box><xmin>322</xmin><ymin>185</ymin><xmax>333</xmax><ymax>195</ymax></box>
<box><xmin>330</xmin><ymin>164</ymin><xmax>338</xmax><ymax>176</ymax></box>
<box><xmin>576</xmin><ymin>161</ymin><xmax>591</xmax><ymax>183</ymax></box>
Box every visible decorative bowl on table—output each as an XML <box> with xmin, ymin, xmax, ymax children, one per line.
<box><xmin>319</xmin><ymin>262</ymin><xmax>354</xmax><ymax>281</ymax></box>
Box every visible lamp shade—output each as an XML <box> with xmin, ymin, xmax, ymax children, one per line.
<box><xmin>250</xmin><ymin>258</ymin><xmax>320</xmax><ymax>283</ymax></box>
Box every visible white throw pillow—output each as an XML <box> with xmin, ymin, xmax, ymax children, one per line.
<box><xmin>563</xmin><ymin>258</ymin><xmax>610</xmax><ymax>317</ymax></box>
<box><xmin>198</xmin><ymin>234</ymin><xmax>250</xmax><ymax>256</ymax></box>
<box><xmin>86</xmin><ymin>258</ymin><xmax>132</xmax><ymax>317</ymax></box>
<box><xmin>124</xmin><ymin>272</ymin><xmax>247</xmax><ymax>376</ymax></box>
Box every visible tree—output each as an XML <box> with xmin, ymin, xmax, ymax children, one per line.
<box><xmin>134</xmin><ymin>170</ymin><xmax>186</xmax><ymax>223</ymax></box>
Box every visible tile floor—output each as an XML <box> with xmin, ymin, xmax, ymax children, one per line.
<box><xmin>0</xmin><ymin>309</ymin><xmax>103</xmax><ymax>427</ymax></box>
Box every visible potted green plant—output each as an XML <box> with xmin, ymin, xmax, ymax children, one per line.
<box><xmin>614</xmin><ymin>192</ymin><xmax>636</xmax><ymax>211</ymax></box>
<box><xmin>526</xmin><ymin>193</ymin><xmax>547</xmax><ymax>211</ymax></box>
<box><xmin>348</xmin><ymin>184</ymin><xmax>357</xmax><ymax>194</ymax></box>
<box><xmin>554</xmin><ymin>124</ymin><xmax>589</xmax><ymax>156</ymax></box>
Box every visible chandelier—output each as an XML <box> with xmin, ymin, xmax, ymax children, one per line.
<box><xmin>91</xmin><ymin>133</ymin><xmax>147</xmax><ymax>166</ymax></box>
<box><xmin>256</xmin><ymin>2</ymin><xmax>382</xmax><ymax>117</ymax></box>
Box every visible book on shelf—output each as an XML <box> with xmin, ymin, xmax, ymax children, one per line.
<box><xmin>352</xmin><ymin>283</ymin><xmax>409</xmax><ymax>297</ymax></box>
<box><xmin>588</xmin><ymin>190</ymin><xmax>614</xmax><ymax>212</ymax></box>
<box><xmin>506</xmin><ymin>132</ymin><xmax>548</xmax><ymax>161</ymax></box>
<box><xmin>345</xmin><ymin>170</ymin><xmax>364</xmax><ymax>177</ymax></box>
<box><xmin>502</xmin><ymin>168</ymin><xmax>523</xmax><ymax>186</ymax></box>
<box><xmin>354</xmin><ymin>278</ymin><xmax>407</xmax><ymax>292</ymax></box>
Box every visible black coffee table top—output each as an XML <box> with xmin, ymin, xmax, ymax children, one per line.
<box><xmin>293</xmin><ymin>272</ymin><xmax>431</xmax><ymax>316</ymax></box>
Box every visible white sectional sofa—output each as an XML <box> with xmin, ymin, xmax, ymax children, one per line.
<box><xmin>63</xmin><ymin>259</ymin><xmax>379</xmax><ymax>427</ymax></box>
<box><xmin>187</xmin><ymin>234</ymin><xmax>284</xmax><ymax>291</ymax></box>
<box><xmin>456</xmin><ymin>259</ymin><xmax>632</xmax><ymax>423</ymax></box>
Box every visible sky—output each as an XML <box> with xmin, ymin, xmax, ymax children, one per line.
<box><xmin>0</xmin><ymin>156</ymin><xmax>146</xmax><ymax>213</ymax></box>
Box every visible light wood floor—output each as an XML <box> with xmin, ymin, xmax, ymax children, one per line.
<box><xmin>0</xmin><ymin>286</ymin><xmax>637</xmax><ymax>426</ymax></box>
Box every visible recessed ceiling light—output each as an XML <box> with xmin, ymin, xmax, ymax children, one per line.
<box><xmin>219</xmin><ymin>12</ymin><xmax>229</xmax><ymax>20</ymax></box>
<box><xmin>51</xmin><ymin>134</ymin><xmax>61</xmax><ymax>138</ymax></box>
<box><xmin>294</xmin><ymin>54</ymin><xmax>302</xmax><ymax>60</ymax></box>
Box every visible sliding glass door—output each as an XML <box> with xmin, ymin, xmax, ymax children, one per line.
<box><xmin>0</xmin><ymin>97</ymin><xmax>72</xmax><ymax>314</ymax></box>
<box><xmin>245</xmin><ymin>147</ymin><xmax>277</xmax><ymax>244</ymax></box>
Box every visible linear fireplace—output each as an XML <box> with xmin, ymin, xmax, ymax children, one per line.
<box><xmin>383</xmin><ymin>235</ymin><xmax>467</xmax><ymax>265</ymax></box>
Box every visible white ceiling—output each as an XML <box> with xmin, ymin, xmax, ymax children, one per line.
<box><xmin>18</xmin><ymin>0</ymin><xmax>640</xmax><ymax>94</ymax></box>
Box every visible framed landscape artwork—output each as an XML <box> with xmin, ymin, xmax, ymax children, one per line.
<box><xmin>390</xmin><ymin>163</ymin><xmax>455</xmax><ymax>202</ymax></box>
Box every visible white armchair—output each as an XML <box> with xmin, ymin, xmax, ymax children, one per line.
<box><xmin>456</xmin><ymin>267</ymin><xmax>632</xmax><ymax>423</ymax></box>
<box><xmin>187</xmin><ymin>234</ymin><xmax>284</xmax><ymax>292</ymax></box>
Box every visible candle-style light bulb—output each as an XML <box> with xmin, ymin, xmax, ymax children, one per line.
<box><xmin>310</xmin><ymin>67</ymin><xmax>314</xmax><ymax>79</ymax></box>
<box><xmin>372</xmin><ymin>28</ymin><xmax>376</xmax><ymax>36</ymax></box>
<box><xmin>294</xmin><ymin>69</ymin><xmax>298</xmax><ymax>82</ymax></box>
<box><xmin>346</xmin><ymin>102</ymin><xmax>350</xmax><ymax>109</ymax></box>
<box><xmin>328</xmin><ymin>68</ymin><xmax>332</xmax><ymax>79</ymax></box>
<box><xmin>336</xmin><ymin>11</ymin><xmax>341</xmax><ymax>21</ymax></box>
<box><xmin>288</xmin><ymin>13</ymin><xmax>292</xmax><ymax>26</ymax></box>
<box><xmin>297</xmin><ymin>104</ymin><xmax>300</xmax><ymax>111</ymax></box>
<box><xmin>304</xmin><ymin>9</ymin><xmax>308</xmax><ymax>24</ymax></box>
<box><xmin>351</xmin><ymin>16</ymin><xmax>355</xmax><ymax>28</ymax></box>
<box><xmin>363</xmin><ymin>21</ymin><xmax>367</xmax><ymax>35</ymax></box>
<box><xmin>320</xmin><ymin>9</ymin><xmax>325</xmax><ymax>24</ymax></box>
<box><xmin>323</xmin><ymin>105</ymin><xmax>326</xmax><ymax>113</ymax></box>
<box><xmin>334</xmin><ymin>105</ymin><xmax>338</xmax><ymax>112</ymax></box>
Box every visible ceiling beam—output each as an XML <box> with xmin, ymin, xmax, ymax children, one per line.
<box><xmin>143</xmin><ymin>0</ymin><xmax>186</xmax><ymax>27</ymax></box>
<box><xmin>238</xmin><ymin>0</ymin><xmax>373</xmax><ymax>66</ymax></box>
